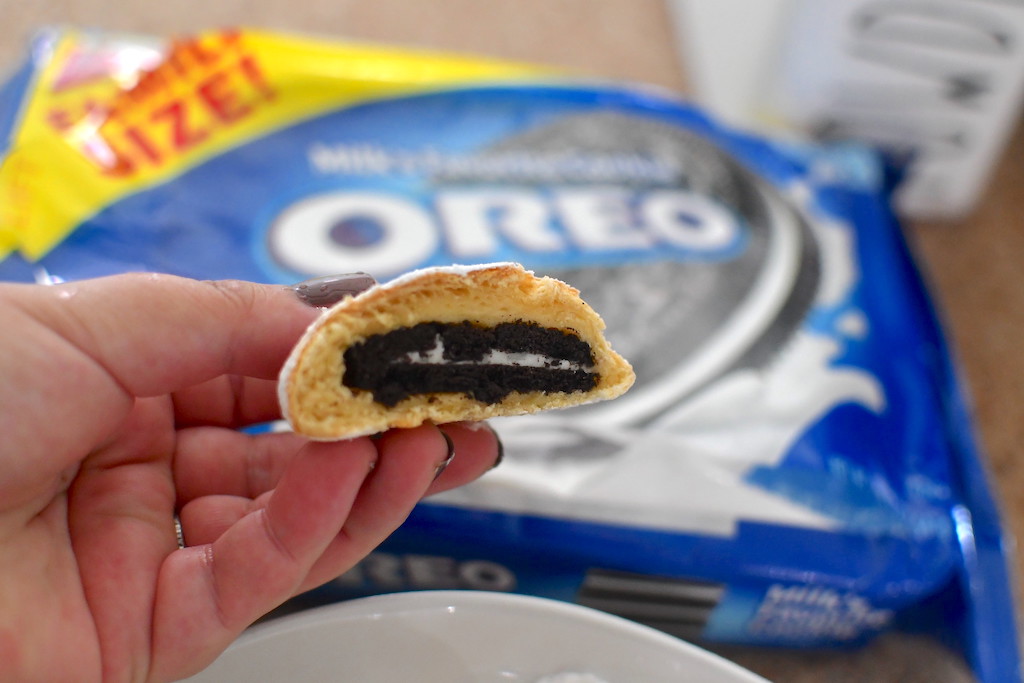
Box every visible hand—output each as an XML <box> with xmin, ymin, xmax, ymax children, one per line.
<box><xmin>0</xmin><ymin>273</ymin><xmax>502</xmax><ymax>682</ymax></box>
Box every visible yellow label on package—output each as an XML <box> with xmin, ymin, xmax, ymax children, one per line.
<box><xmin>0</xmin><ymin>27</ymin><xmax>546</xmax><ymax>261</ymax></box>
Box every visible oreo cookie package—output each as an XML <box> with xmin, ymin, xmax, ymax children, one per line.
<box><xmin>1</xmin><ymin>28</ymin><xmax>1018</xmax><ymax>681</ymax></box>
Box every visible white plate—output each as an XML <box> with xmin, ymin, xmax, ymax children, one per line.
<box><xmin>184</xmin><ymin>590</ymin><xmax>768</xmax><ymax>682</ymax></box>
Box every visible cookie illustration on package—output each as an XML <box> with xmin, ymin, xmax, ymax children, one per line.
<box><xmin>435</xmin><ymin>112</ymin><xmax>821</xmax><ymax>426</ymax></box>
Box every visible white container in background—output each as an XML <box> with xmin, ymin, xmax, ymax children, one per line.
<box><xmin>668</xmin><ymin>0</ymin><xmax>1024</xmax><ymax>219</ymax></box>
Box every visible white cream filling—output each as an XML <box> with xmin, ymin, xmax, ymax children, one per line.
<box><xmin>401</xmin><ymin>335</ymin><xmax>592</xmax><ymax>372</ymax></box>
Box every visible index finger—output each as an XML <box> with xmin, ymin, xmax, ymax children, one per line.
<box><xmin>8</xmin><ymin>274</ymin><xmax>320</xmax><ymax>398</ymax></box>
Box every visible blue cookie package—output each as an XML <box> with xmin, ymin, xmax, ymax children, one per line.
<box><xmin>1</xmin><ymin>28</ymin><xmax>1018</xmax><ymax>681</ymax></box>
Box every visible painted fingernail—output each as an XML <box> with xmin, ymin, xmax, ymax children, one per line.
<box><xmin>472</xmin><ymin>422</ymin><xmax>504</xmax><ymax>469</ymax></box>
<box><xmin>290</xmin><ymin>273</ymin><xmax>376</xmax><ymax>307</ymax></box>
<box><xmin>492</xmin><ymin>430</ymin><xmax>505</xmax><ymax>470</ymax></box>
<box><xmin>434</xmin><ymin>431</ymin><xmax>456</xmax><ymax>480</ymax></box>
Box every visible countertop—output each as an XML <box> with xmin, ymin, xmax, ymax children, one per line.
<box><xmin>1</xmin><ymin>1</ymin><xmax>1019</xmax><ymax>680</ymax></box>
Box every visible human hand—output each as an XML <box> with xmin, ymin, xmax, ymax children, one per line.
<box><xmin>0</xmin><ymin>273</ymin><xmax>502</xmax><ymax>682</ymax></box>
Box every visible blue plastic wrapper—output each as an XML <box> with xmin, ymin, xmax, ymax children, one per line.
<box><xmin>1</xmin><ymin>27</ymin><xmax>1018</xmax><ymax>682</ymax></box>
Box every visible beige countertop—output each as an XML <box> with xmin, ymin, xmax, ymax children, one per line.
<box><xmin>1</xmin><ymin>1</ymin><xmax>1019</xmax><ymax>680</ymax></box>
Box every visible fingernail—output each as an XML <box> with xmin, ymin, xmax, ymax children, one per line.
<box><xmin>290</xmin><ymin>273</ymin><xmax>376</xmax><ymax>307</ymax></box>
<box><xmin>433</xmin><ymin>431</ymin><xmax>456</xmax><ymax>480</ymax></box>
<box><xmin>492</xmin><ymin>431</ymin><xmax>505</xmax><ymax>470</ymax></box>
<box><xmin>471</xmin><ymin>422</ymin><xmax>504</xmax><ymax>470</ymax></box>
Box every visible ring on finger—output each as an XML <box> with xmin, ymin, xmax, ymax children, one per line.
<box><xmin>174</xmin><ymin>513</ymin><xmax>186</xmax><ymax>549</ymax></box>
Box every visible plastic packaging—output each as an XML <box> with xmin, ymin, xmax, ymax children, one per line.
<box><xmin>0</xmin><ymin>27</ymin><xmax>1018</xmax><ymax>682</ymax></box>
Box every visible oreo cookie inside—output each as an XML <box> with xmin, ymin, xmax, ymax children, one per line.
<box><xmin>343</xmin><ymin>321</ymin><xmax>598</xmax><ymax>406</ymax></box>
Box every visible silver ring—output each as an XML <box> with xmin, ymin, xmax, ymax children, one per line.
<box><xmin>173</xmin><ymin>513</ymin><xmax>186</xmax><ymax>549</ymax></box>
<box><xmin>433</xmin><ymin>432</ymin><xmax>456</xmax><ymax>481</ymax></box>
